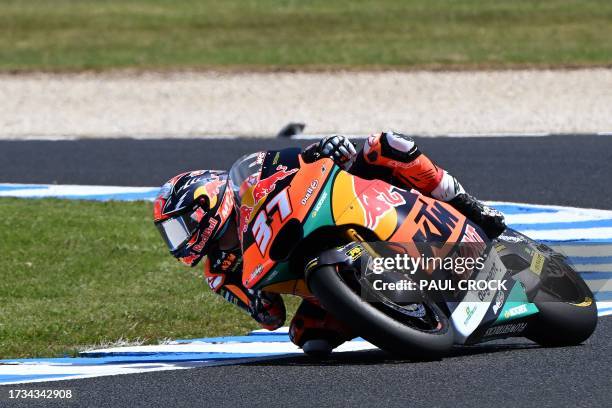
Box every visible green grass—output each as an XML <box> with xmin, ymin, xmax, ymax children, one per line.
<box><xmin>0</xmin><ymin>0</ymin><xmax>611</xmax><ymax>71</ymax></box>
<box><xmin>0</xmin><ymin>198</ymin><xmax>299</xmax><ymax>358</ymax></box>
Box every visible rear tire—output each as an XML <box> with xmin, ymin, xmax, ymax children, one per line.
<box><xmin>307</xmin><ymin>265</ymin><xmax>454</xmax><ymax>358</ymax></box>
<box><xmin>526</xmin><ymin>267</ymin><xmax>598</xmax><ymax>346</ymax></box>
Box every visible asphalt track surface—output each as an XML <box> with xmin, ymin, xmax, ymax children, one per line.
<box><xmin>1</xmin><ymin>135</ymin><xmax>611</xmax><ymax>408</ymax></box>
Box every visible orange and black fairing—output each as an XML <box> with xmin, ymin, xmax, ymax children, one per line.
<box><xmin>329</xmin><ymin>170</ymin><xmax>471</xmax><ymax>260</ymax></box>
<box><xmin>237</xmin><ymin>148</ymin><xmax>484</xmax><ymax>296</ymax></box>
<box><xmin>237</xmin><ymin>149</ymin><xmax>332</xmax><ymax>289</ymax></box>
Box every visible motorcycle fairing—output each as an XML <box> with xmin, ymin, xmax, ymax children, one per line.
<box><xmin>241</xmin><ymin>149</ymin><xmax>483</xmax><ymax>292</ymax></box>
<box><xmin>241</xmin><ymin>154</ymin><xmax>336</xmax><ymax>289</ymax></box>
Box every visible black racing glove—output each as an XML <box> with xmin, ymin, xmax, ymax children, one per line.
<box><xmin>302</xmin><ymin>135</ymin><xmax>357</xmax><ymax>170</ymax></box>
<box><xmin>248</xmin><ymin>291</ymin><xmax>286</xmax><ymax>331</ymax></box>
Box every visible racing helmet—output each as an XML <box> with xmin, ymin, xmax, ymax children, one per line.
<box><xmin>153</xmin><ymin>170</ymin><xmax>234</xmax><ymax>266</ymax></box>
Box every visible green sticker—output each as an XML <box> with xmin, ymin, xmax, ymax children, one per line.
<box><xmin>494</xmin><ymin>282</ymin><xmax>539</xmax><ymax>323</ymax></box>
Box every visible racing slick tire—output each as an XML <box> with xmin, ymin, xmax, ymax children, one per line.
<box><xmin>526</xmin><ymin>268</ymin><xmax>598</xmax><ymax>347</ymax></box>
<box><xmin>307</xmin><ymin>264</ymin><xmax>454</xmax><ymax>359</ymax></box>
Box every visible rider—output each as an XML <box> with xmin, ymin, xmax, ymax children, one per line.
<box><xmin>153</xmin><ymin>132</ymin><xmax>506</xmax><ymax>355</ymax></box>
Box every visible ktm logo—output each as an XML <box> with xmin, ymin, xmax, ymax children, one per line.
<box><xmin>411</xmin><ymin>199</ymin><xmax>459</xmax><ymax>243</ymax></box>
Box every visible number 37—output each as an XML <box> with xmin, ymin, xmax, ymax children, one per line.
<box><xmin>252</xmin><ymin>188</ymin><xmax>292</xmax><ymax>254</ymax></box>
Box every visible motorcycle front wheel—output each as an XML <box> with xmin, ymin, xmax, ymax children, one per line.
<box><xmin>306</xmin><ymin>264</ymin><xmax>454</xmax><ymax>359</ymax></box>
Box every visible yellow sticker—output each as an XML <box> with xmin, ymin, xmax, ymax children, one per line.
<box><xmin>530</xmin><ymin>252</ymin><xmax>545</xmax><ymax>275</ymax></box>
<box><xmin>346</xmin><ymin>245</ymin><xmax>364</xmax><ymax>261</ymax></box>
<box><xmin>495</xmin><ymin>243</ymin><xmax>506</xmax><ymax>253</ymax></box>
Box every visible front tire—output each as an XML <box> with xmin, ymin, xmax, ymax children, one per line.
<box><xmin>307</xmin><ymin>265</ymin><xmax>454</xmax><ymax>358</ymax></box>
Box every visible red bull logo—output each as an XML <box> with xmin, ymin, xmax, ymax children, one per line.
<box><xmin>353</xmin><ymin>178</ymin><xmax>406</xmax><ymax>229</ymax></box>
<box><xmin>196</xmin><ymin>174</ymin><xmax>226</xmax><ymax>208</ymax></box>
<box><xmin>191</xmin><ymin>218</ymin><xmax>219</xmax><ymax>252</ymax></box>
<box><xmin>238</xmin><ymin>165</ymin><xmax>297</xmax><ymax>237</ymax></box>
<box><xmin>252</xmin><ymin>165</ymin><xmax>298</xmax><ymax>203</ymax></box>
<box><xmin>239</xmin><ymin>204</ymin><xmax>254</xmax><ymax>234</ymax></box>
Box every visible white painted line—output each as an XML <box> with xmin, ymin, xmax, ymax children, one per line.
<box><xmin>251</xmin><ymin>327</ymin><xmax>289</xmax><ymax>334</ymax></box>
<box><xmin>586</xmin><ymin>279</ymin><xmax>612</xmax><ymax>293</ymax></box>
<box><xmin>85</xmin><ymin>341</ymin><xmax>301</xmax><ymax>355</ymax></box>
<box><xmin>573</xmin><ymin>264</ymin><xmax>612</xmax><ymax>272</ymax></box>
<box><xmin>599</xmin><ymin>309</ymin><xmax>612</xmax><ymax>317</ymax></box>
<box><xmin>598</xmin><ymin>301</ymin><xmax>612</xmax><ymax>309</ymax></box>
<box><xmin>486</xmin><ymin>200</ymin><xmax>612</xmax><ymax>214</ymax></box>
<box><xmin>0</xmin><ymin>363</ymin><xmax>190</xmax><ymax>385</ymax></box>
<box><xmin>83</xmin><ymin>340</ymin><xmax>375</xmax><ymax>356</ymax></box>
<box><xmin>549</xmin><ymin>245</ymin><xmax>612</xmax><ymax>258</ymax></box>
<box><xmin>503</xmin><ymin>209</ymin><xmax>612</xmax><ymax>225</ymax></box>
<box><xmin>519</xmin><ymin>227</ymin><xmax>612</xmax><ymax>241</ymax></box>
<box><xmin>0</xmin><ymin>184</ymin><xmax>158</xmax><ymax>198</ymax></box>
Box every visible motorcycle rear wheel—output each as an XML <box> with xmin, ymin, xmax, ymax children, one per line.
<box><xmin>526</xmin><ymin>258</ymin><xmax>598</xmax><ymax>346</ymax></box>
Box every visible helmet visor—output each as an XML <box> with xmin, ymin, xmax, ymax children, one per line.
<box><xmin>156</xmin><ymin>213</ymin><xmax>200</xmax><ymax>251</ymax></box>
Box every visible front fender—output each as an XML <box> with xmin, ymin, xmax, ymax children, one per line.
<box><xmin>304</xmin><ymin>242</ymin><xmax>366</xmax><ymax>280</ymax></box>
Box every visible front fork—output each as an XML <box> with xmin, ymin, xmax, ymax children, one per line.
<box><xmin>344</xmin><ymin>228</ymin><xmax>381</xmax><ymax>259</ymax></box>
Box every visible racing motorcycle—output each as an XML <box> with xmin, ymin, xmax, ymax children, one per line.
<box><xmin>236</xmin><ymin>148</ymin><xmax>598</xmax><ymax>357</ymax></box>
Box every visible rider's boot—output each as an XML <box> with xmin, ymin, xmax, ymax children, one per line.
<box><xmin>289</xmin><ymin>300</ymin><xmax>354</xmax><ymax>357</ymax></box>
<box><xmin>357</xmin><ymin>131</ymin><xmax>506</xmax><ymax>239</ymax></box>
<box><xmin>447</xmin><ymin>193</ymin><xmax>506</xmax><ymax>239</ymax></box>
